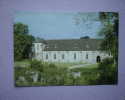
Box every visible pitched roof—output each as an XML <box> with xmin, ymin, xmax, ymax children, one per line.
<box><xmin>41</xmin><ymin>38</ymin><xmax>103</xmax><ymax>51</ymax></box>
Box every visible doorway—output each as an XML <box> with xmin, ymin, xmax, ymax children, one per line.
<box><xmin>96</xmin><ymin>56</ymin><xmax>101</xmax><ymax>63</ymax></box>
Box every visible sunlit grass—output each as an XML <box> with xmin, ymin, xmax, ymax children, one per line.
<box><xmin>14</xmin><ymin>59</ymin><xmax>30</xmax><ymax>67</ymax></box>
<box><xmin>53</xmin><ymin>62</ymin><xmax>86</xmax><ymax>68</ymax></box>
<box><xmin>71</xmin><ymin>64</ymin><xmax>99</xmax><ymax>72</ymax></box>
<box><xmin>82</xmin><ymin>63</ymin><xmax>98</xmax><ymax>69</ymax></box>
<box><xmin>14</xmin><ymin>59</ymin><xmax>87</xmax><ymax>68</ymax></box>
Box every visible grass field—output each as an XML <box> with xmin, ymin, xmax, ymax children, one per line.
<box><xmin>53</xmin><ymin>62</ymin><xmax>86</xmax><ymax>68</ymax></box>
<box><xmin>14</xmin><ymin>59</ymin><xmax>117</xmax><ymax>86</ymax></box>
<box><xmin>14</xmin><ymin>59</ymin><xmax>30</xmax><ymax>67</ymax></box>
<box><xmin>14</xmin><ymin>59</ymin><xmax>87</xmax><ymax>68</ymax></box>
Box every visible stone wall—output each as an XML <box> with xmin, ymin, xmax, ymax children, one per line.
<box><xmin>37</xmin><ymin>51</ymin><xmax>110</xmax><ymax>63</ymax></box>
<box><xmin>33</xmin><ymin>43</ymin><xmax>111</xmax><ymax>63</ymax></box>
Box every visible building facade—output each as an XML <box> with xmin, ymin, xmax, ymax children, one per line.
<box><xmin>32</xmin><ymin>38</ymin><xmax>111</xmax><ymax>64</ymax></box>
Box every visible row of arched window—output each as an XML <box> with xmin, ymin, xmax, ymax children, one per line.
<box><xmin>45</xmin><ymin>53</ymin><xmax>88</xmax><ymax>60</ymax></box>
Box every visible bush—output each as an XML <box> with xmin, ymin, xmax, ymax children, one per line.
<box><xmin>98</xmin><ymin>58</ymin><xmax>114</xmax><ymax>70</ymax></box>
<box><xmin>97</xmin><ymin>58</ymin><xmax>117</xmax><ymax>84</ymax></box>
<box><xmin>30</xmin><ymin>59</ymin><xmax>43</xmax><ymax>72</ymax></box>
<box><xmin>14</xmin><ymin>67</ymin><xmax>33</xmax><ymax>83</ymax></box>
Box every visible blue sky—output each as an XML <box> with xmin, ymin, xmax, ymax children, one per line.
<box><xmin>14</xmin><ymin>12</ymin><xmax>103</xmax><ymax>39</ymax></box>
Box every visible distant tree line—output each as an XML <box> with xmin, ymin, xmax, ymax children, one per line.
<box><xmin>80</xmin><ymin>36</ymin><xmax>90</xmax><ymax>39</ymax></box>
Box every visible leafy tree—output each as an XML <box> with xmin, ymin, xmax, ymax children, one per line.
<box><xmin>99</xmin><ymin>12</ymin><xmax>118</xmax><ymax>63</ymax></box>
<box><xmin>14</xmin><ymin>23</ymin><xmax>29</xmax><ymax>34</ymax></box>
<box><xmin>14</xmin><ymin>23</ymin><xmax>34</xmax><ymax>60</ymax></box>
<box><xmin>30</xmin><ymin>59</ymin><xmax>44</xmax><ymax>82</ymax></box>
<box><xmin>74</xmin><ymin>12</ymin><xmax>118</xmax><ymax>63</ymax></box>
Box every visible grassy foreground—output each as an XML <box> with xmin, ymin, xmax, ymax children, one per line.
<box><xmin>14</xmin><ymin>60</ymin><xmax>86</xmax><ymax>68</ymax></box>
<box><xmin>14</xmin><ymin>59</ymin><xmax>117</xmax><ymax>86</ymax></box>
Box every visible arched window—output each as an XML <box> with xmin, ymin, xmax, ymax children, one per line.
<box><xmin>109</xmin><ymin>52</ymin><xmax>111</xmax><ymax>56</ymax></box>
<box><xmin>37</xmin><ymin>44</ymin><xmax>39</xmax><ymax>50</ymax></box>
<box><xmin>74</xmin><ymin>53</ymin><xmax>76</xmax><ymax>60</ymax></box>
<box><xmin>62</xmin><ymin>54</ymin><xmax>64</xmax><ymax>59</ymax></box>
<box><xmin>40</xmin><ymin>44</ymin><xmax>43</xmax><ymax>48</ymax></box>
<box><xmin>86</xmin><ymin>54</ymin><xmax>88</xmax><ymax>59</ymax></box>
<box><xmin>54</xmin><ymin>54</ymin><xmax>56</xmax><ymax>59</ymax></box>
<box><xmin>96</xmin><ymin>56</ymin><xmax>101</xmax><ymax>63</ymax></box>
<box><xmin>46</xmin><ymin>54</ymin><xmax>48</xmax><ymax>59</ymax></box>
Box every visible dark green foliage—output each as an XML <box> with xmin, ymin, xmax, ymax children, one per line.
<box><xmin>14</xmin><ymin>23</ymin><xmax>29</xmax><ymax>34</ymax></box>
<box><xmin>97</xmin><ymin>13</ymin><xmax>118</xmax><ymax>85</ymax></box>
<box><xmin>42</xmin><ymin>63</ymin><xmax>69</xmax><ymax>85</ymax></box>
<box><xmin>15</xmin><ymin>59</ymin><xmax>117</xmax><ymax>86</ymax></box>
<box><xmin>14</xmin><ymin>67</ymin><xmax>33</xmax><ymax>83</ymax></box>
<box><xmin>14</xmin><ymin>23</ymin><xmax>35</xmax><ymax>61</ymax></box>
<box><xmin>30</xmin><ymin>59</ymin><xmax>43</xmax><ymax>72</ymax></box>
<box><xmin>30</xmin><ymin>60</ymin><xmax>44</xmax><ymax>82</ymax></box>
<box><xmin>99</xmin><ymin>12</ymin><xmax>118</xmax><ymax>64</ymax></box>
<box><xmin>15</xmin><ymin>60</ymin><xmax>71</xmax><ymax>86</ymax></box>
<box><xmin>97</xmin><ymin>58</ymin><xmax>117</xmax><ymax>84</ymax></box>
<box><xmin>15</xmin><ymin>67</ymin><xmax>26</xmax><ymax>81</ymax></box>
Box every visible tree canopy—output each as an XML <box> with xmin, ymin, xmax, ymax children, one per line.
<box><xmin>14</xmin><ymin>23</ymin><xmax>34</xmax><ymax>61</ymax></box>
<box><xmin>99</xmin><ymin>12</ymin><xmax>118</xmax><ymax>62</ymax></box>
<box><xmin>74</xmin><ymin>12</ymin><xmax>118</xmax><ymax>63</ymax></box>
<box><xmin>14</xmin><ymin>23</ymin><xmax>29</xmax><ymax>34</ymax></box>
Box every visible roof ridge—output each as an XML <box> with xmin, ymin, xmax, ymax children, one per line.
<box><xmin>46</xmin><ymin>38</ymin><xmax>103</xmax><ymax>41</ymax></box>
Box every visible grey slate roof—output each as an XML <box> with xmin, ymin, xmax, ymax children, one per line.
<box><xmin>40</xmin><ymin>38</ymin><xmax>103</xmax><ymax>51</ymax></box>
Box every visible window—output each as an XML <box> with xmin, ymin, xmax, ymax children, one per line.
<box><xmin>40</xmin><ymin>44</ymin><xmax>42</xmax><ymax>47</ymax></box>
<box><xmin>96</xmin><ymin>56</ymin><xmax>101</xmax><ymax>63</ymax></box>
<box><xmin>37</xmin><ymin>44</ymin><xmax>39</xmax><ymax>50</ymax></box>
<box><xmin>86</xmin><ymin>54</ymin><xmax>88</xmax><ymax>59</ymax></box>
<box><xmin>62</xmin><ymin>54</ymin><xmax>64</xmax><ymax>59</ymax></box>
<box><xmin>36</xmin><ymin>53</ymin><xmax>39</xmax><ymax>56</ymax></box>
<box><xmin>32</xmin><ymin>44</ymin><xmax>35</xmax><ymax>47</ymax></box>
<box><xmin>54</xmin><ymin>45</ymin><xmax>57</xmax><ymax>48</ymax></box>
<box><xmin>46</xmin><ymin>54</ymin><xmax>48</xmax><ymax>59</ymax></box>
<box><xmin>86</xmin><ymin>44</ymin><xmax>89</xmax><ymax>49</ymax></box>
<box><xmin>109</xmin><ymin>52</ymin><xmax>111</xmax><ymax>56</ymax></box>
<box><xmin>74</xmin><ymin>53</ymin><xmax>76</xmax><ymax>60</ymax></box>
<box><xmin>54</xmin><ymin>54</ymin><xmax>56</xmax><ymax>59</ymax></box>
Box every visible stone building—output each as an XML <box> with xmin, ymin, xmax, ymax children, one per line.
<box><xmin>32</xmin><ymin>38</ymin><xmax>111</xmax><ymax>64</ymax></box>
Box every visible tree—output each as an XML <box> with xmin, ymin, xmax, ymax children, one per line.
<box><xmin>80</xmin><ymin>36</ymin><xmax>90</xmax><ymax>39</ymax></box>
<box><xmin>14</xmin><ymin>22</ymin><xmax>34</xmax><ymax>60</ymax></box>
<box><xmin>99</xmin><ymin>12</ymin><xmax>118</xmax><ymax>63</ymax></box>
<box><xmin>74</xmin><ymin>12</ymin><xmax>118</xmax><ymax>62</ymax></box>
<box><xmin>14</xmin><ymin>23</ymin><xmax>29</xmax><ymax>34</ymax></box>
<box><xmin>97</xmin><ymin>58</ymin><xmax>117</xmax><ymax>84</ymax></box>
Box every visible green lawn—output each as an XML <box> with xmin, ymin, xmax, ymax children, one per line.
<box><xmin>14</xmin><ymin>60</ymin><xmax>86</xmax><ymax>68</ymax></box>
<box><xmin>71</xmin><ymin>64</ymin><xmax>99</xmax><ymax>72</ymax></box>
<box><xmin>53</xmin><ymin>62</ymin><xmax>86</xmax><ymax>68</ymax></box>
<box><xmin>14</xmin><ymin>58</ymin><xmax>117</xmax><ymax>86</ymax></box>
<box><xmin>14</xmin><ymin>60</ymin><xmax>100</xmax><ymax>86</ymax></box>
<box><xmin>81</xmin><ymin>63</ymin><xmax>98</xmax><ymax>69</ymax></box>
<box><xmin>14</xmin><ymin>59</ymin><xmax>30</xmax><ymax>67</ymax></box>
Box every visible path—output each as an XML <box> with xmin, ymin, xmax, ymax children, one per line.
<box><xmin>69</xmin><ymin>63</ymin><xmax>93</xmax><ymax>70</ymax></box>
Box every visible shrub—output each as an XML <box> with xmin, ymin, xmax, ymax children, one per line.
<box><xmin>15</xmin><ymin>67</ymin><xmax>33</xmax><ymax>83</ymax></box>
<box><xmin>30</xmin><ymin>59</ymin><xmax>43</xmax><ymax>72</ymax></box>
<box><xmin>97</xmin><ymin>58</ymin><xmax>117</xmax><ymax>84</ymax></box>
